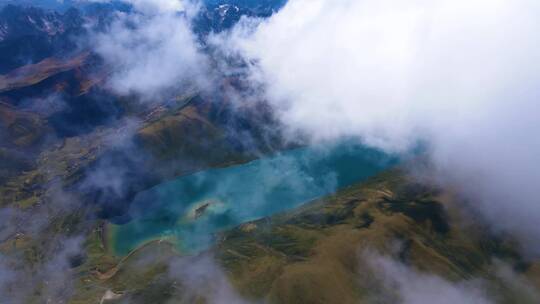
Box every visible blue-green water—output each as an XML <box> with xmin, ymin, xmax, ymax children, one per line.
<box><xmin>111</xmin><ymin>142</ymin><xmax>398</xmax><ymax>255</ymax></box>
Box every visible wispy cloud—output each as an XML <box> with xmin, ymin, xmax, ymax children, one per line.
<box><xmin>167</xmin><ymin>253</ymin><xmax>250</xmax><ymax>304</ymax></box>
<box><xmin>360</xmin><ymin>250</ymin><xmax>493</xmax><ymax>304</ymax></box>
<box><xmin>91</xmin><ymin>0</ymin><xmax>210</xmax><ymax>99</ymax></box>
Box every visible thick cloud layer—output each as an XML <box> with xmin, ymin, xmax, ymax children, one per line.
<box><xmin>92</xmin><ymin>0</ymin><xmax>209</xmax><ymax>98</ymax></box>
<box><xmin>219</xmin><ymin>0</ymin><xmax>540</xmax><ymax>253</ymax></box>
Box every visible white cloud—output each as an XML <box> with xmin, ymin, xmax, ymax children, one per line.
<box><xmin>219</xmin><ymin>0</ymin><xmax>540</xmax><ymax>253</ymax></box>
<box><xmin>81</xmin><ymin>0</ymin><xmax>197</xmax><ymax>14</ymax></box>
<box><xmin>91</xmin><ymin>0</ymin><xmax>209</xmax><ymax>98</ymax></box>
<box><xmin>127</xmin><ymin>0</ymin><xmax>187</xmax><ymax>13</ymax></box>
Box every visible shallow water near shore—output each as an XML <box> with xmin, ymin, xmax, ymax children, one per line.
<box><xmin>110</xmin><ymin>141</ymin><xmax>398</xmax><ymax>255</ymax></box>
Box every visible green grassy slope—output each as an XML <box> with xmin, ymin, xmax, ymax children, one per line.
<box><xmin>217</xmin><ymin>171</ymin><xmax>539</xmax><ymax>303</ymax></box>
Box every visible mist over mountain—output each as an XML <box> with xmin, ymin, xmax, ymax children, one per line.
<box><xmin>0</xmin><ymin>0</ymin><xmax>284</xmax><ymax>73</ymax></box>
<box><xmin>0</xmin><ymin>1</ymin><xmax>539</xmax><ymax>303</ymax></box>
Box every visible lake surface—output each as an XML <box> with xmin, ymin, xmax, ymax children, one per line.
<box><xmin>110</xmin><ymin>141</ymin><xmax>398</xmax><ymax>255</ymax></box>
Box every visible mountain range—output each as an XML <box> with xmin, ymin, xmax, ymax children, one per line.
<box><xmin>0</xmin><ymin>1</ymin><xmax>538</xmax><ymax>304</ymax></box>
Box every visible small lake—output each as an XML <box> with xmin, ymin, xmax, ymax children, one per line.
<box><xmin>110</xmin><ymin>141</ymin><xmax>398</xmax><ymax>255</ymax></box>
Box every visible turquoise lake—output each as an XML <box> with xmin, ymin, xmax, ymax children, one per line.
<box><xmin>111</xmin><ymin>141</ymin><xmax>398</xmax><ymax>255</ymax></box>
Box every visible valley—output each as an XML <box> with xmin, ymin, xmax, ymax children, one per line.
<box><xmin>0</xmin><ymin>1</ymin><xmax>539</xmax><ymax>304</ymax></box>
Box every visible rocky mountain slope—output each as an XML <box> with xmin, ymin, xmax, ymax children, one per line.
<box><xmin>0</xmin><ymin>4</ymin><xmax>86</xmax><ymax>73</ymax></box>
